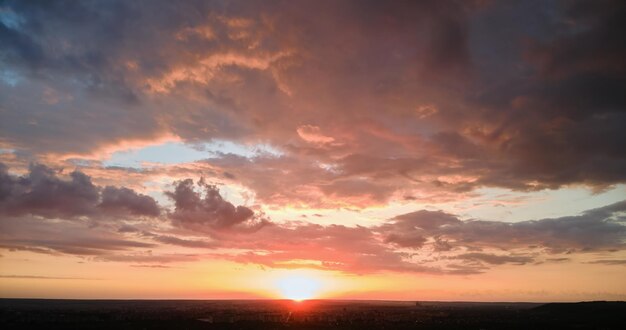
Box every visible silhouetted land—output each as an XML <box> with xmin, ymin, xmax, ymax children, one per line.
<box><xmin>1</xmin><ymin>299</ymin><xmax>625</xmax><ymax>329</ymax></box>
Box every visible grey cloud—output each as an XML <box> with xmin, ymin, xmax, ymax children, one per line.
<box><xmin>166</xmin><ymin>178</ymin><xmax>268</xmax><ymax>231</ymax></box>
<box><xmin>0</xmin><ymin>215</ymin><xmax>161</xmax><ymax>268</ymax></box>
<box><xmin>0</xmin><ymin>244</ymin><xmax>60</xmax><ymax>255</ymax></box>
<box><xmin>454</xmin><ymin>253</ymin><xmax>534</xmax><ymax>265</ymax></box>
<box><xmin>587</xmin><ymin>259</ymin><xmax>626</xmax><ymax>266</ymax></box>
<box><xmin>117</xmin><ymin>224</ymin><xmax>140</xmax><ymax>233</ymax></box>
<box><xmin>95</xmin><ymin>253</ymin><xmax>200</xmax><ymax>264</ymax></box>
<box><xmin>392</xmin><ymin>210</ymin><xmax>461</xmax><ymax>230</ymax></box>
<box><xmin>100</xmin><ymin>186</ymin><xmax>160</xmax><ymax>217</ymax></box>
<box><xmin>151</xmin><ymin>234</ymin><xmax>217</xmax><ymax>249</ymax></box>
<box><xmin>2</xmin><ymin>0</ymin><xmax>625</xmax><ymax>202</ymax></box>
<box><xmin>380</xmin><ymin>200</ymin><xmax>626</xmax><ymax>253</ymax></box>
<box><xmin>380</xmin><ymin>210</ymin><xmax>461</xmax><ymax>248</ymax></box>
<box><xmin>0</xmin><ymin>163</ymin><xmax>99</xmax><ymax>217</ymax></box>
<box><xmin>453</xmin><ymin>0</ymin><xmax>626</xmax><ymax>190</ymax></box>
<box><xmin>0</xmin><ymin>162</ymin><xmax>160</xmax><ymax>218</ymax></box>
<box><xmin>0</xmin><ymin>238</ymin><xmax>154</xmax><ymax>256</ymax></box>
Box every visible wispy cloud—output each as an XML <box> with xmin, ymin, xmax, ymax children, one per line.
<box><xmin>0</xmin><ymin>275</ymin><xmax>102</xmax><ymax>280</ymax></box>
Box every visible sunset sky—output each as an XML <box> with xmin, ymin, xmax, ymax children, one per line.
<box><xmin>1</xmin><ymin>0</ymin><xmax>625</xmax><ymax>302</ymax></box>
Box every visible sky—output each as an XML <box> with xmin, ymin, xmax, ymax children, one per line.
<box><xmin>0</xmin><ymin>0</ymin><xmax>625</xmax><ymax>302</ymax></box>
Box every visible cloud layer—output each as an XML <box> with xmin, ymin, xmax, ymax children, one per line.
<box><xmin>1</xmin><ymin>0</ymin><xmax>625</xmax><ymax>209</ymax></box>
<box><xmin>1</xmin><ymin>162</ymin><xmax>624</xmax><ymax>275</ymax></box>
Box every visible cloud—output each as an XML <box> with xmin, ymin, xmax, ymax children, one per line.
<box><xmin>526</xmin><ymin>0</ymin><xmax>626</xmax><ymax>81</ymax></box>
<box><xmin>130</xmin><ymin>264</ymin><xmax>175</xmax><ymax>269</ymax></box>
<box><xmin>0</xmin><ymin>163</ymin><xmax>99</xmax><ymax>217</ymax></box>
<box><xmin>0</xmin><ymin>275</ymin><xmax>102</xmax><ymax>280</ymax></box>
<box><xmin>94</xmin><ymin>252</ymin><xmax>200</xmax><ymax>264</ymax></box>
<box><xmin>381</xmin><ymin>210</ymin><xmax>460</xmax><ymax>248</ymax></box>
<box><xmin>166</xmin><ymin>178</ymin><xmax>268</xmax><ymax>231</ymax></box>
<box><xmin>0</xmin><ymin>215</ymin><xmax>156</xmax><ymax>256</ymax></box>
<box><xmin>587</xmin><ymin>260</ymin><xmax>626</xmax><ymax>266</ymax></box>
<box><xmin>100</xmin><ymin>186</ymin><xmax>160</xmax><ymax>217</ymax></box>
<box><xmin>1</xmin><ymin>0</ymin><xmax>625</xmax><ymax>207</ymax></box>
<box><xmin>2</xmin><ymin>171</ymin><xmax>626</xmax><ymax>275</ymax></box>
<box><xmin>297</xmin><ymin>125</ymin><xmax>335</xmax><ymax>144</ymax></box>
<box><xmin>454</xmin><ymin>253</ymin><xmax>534</xmax><ymax>265</ymax></box>
<box><xmin>168</xmin><ymin>197</ymin><xmax>626</xmax><ymax>275</ymax></box>
<box><xmin>450</xmin><ymin>0</ymin><xmax>626</xmax><ymax>190</ymax></box>
<box><xmin>379</xmin><ymin>200</ymin><xmax>626</xmax><ymax>253</ymax></box>
<box><xmin>0</xmin><ymin>162</ymin><xmax>160</xmax><ymax>218</ymax></box>
<box><xmin>150</xmin><ymin>234</ymin><xmax>217</xmax><ymax>249</ymax></box>
<box><xmin>0</xmin><ymin>234</ymin><xmax>156</xmax><ymax>256</ymax></box>
<box><xmin>214</xmin><ymin>222</ymin><xmax>481</xmax><ymax>275</ymax></box>
<box><xmin>198</xmin><ymin>199</ymin><xmax>624</xmax><ymax>274</ymax></box>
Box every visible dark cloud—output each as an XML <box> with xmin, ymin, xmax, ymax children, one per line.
<box><xmin>166</xmin><ymin>178</ymin><xmax>268</xmax><ymax>231</ymax></box>
<box><xmin>0</xmin><ymin>163</ymin><xmax>99</xmax><ymax>217</ymax></box>
<box><xmin>381</xmin><ymin>210</ymin><xmax>461</xmax><ymax>248</ymax></box>
<box><xmin>117</xmin><ymin>224</ymin><xmax>140</xmax><ymax>233</ymax></box>
<box><xmin>393</xmin><ymin>210</ymin><xmax>461</xmax><ymax>230</ymax></box>
<box><xmin>0</xmin><ymin>162</ymin><xmax>160</xmax><ymax>218</ymax></box>
<box><xmin>587</xmin><ymin>259</ymin><xmax>626</xmax><ymax>266</ymax></box>
<box><xmin>454</xmin><ymin>253</ymin><xmax>534</xmax><ymax>265</ymax></box>
<box><xmin>380</xmin><ymin>200</ymin><xmax>626</xmax><ymax>253</ymax></box>
<box><xmin>1</xmin><ymin>0</ymin><xmax>624</xmax><ymax>204</ymax></box>
<box><xmin>526</xmin><ymin>0</ymin><xmax>626</xmax><ymax>81</ymax></box>
<box><xmin>100</xmin><ymin>186</ymin><xmax>160</xmax><ymax>217</ymax></box>
<box><xmin>95</xmin><ymin>253</ymin><xmax>200</xmax><ymax>264</ymax></box>
<box><xmin>150</xmin><ymin>234</ymin><xmax>216</xmax><ymax>249</ymax></box>
<box><xmin>0</xmin><ymin>244</ymin><xmax>60</xmax><ymax>255</ymax></box>
<box><xmin>448</xmin><ymin>0</ymin><xmax>626</xmax><ymax>190</ymax></box>
<box><xmin>0</xmin><ymin>215</ymin><xmax>155</xmax><ymax>256</ymax></box>
<box><xmin>0</xmin><ymin>238</ymin><xmax>154</xmax><ymax>256</ymax></box>
<box><xmin>130</xmin><ymin>264</ymin><xmax>174</xmax><ymax>269</ymax></box>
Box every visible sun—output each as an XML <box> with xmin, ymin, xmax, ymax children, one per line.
<box><xmin>276</xmin><ymin>275</ymin><xmax>321</xmax><ymax>301</ymax></box>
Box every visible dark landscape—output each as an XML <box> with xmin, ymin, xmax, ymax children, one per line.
<box><xmin>1</xmin><ymin>299</ymin><xmax>625</xmax><ymax>329</ymax></box>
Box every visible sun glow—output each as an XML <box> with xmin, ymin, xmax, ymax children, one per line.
<box><xmin>276</xmin><ymin>275</ymin><xmax>321</xmax><ymax>301</ymax></box>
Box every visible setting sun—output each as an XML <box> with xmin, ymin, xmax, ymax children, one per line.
<box><xmin>276</xmin><ymin>276</ymin><xmax>321</xmax><ymax>301</ymax></box>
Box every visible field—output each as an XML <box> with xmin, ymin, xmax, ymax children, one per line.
<box><xmin>1</xmin><ymin>299</ymin><xmax>625</xmax><ymax>329</ymax></box>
